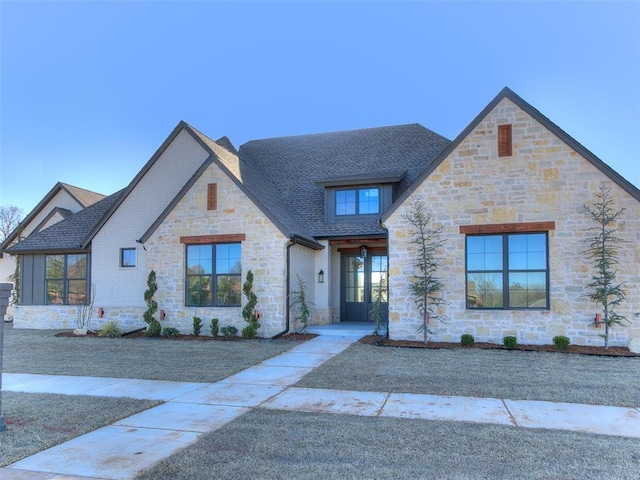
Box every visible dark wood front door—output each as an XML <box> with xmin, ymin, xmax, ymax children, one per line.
<box><xmin>341</xmin><ymin>254</ymin><xmax>388</xmax><ymax>322</ymax></box>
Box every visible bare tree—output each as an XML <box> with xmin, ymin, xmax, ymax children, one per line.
<box><xmin>402</xmin><ymin>198</ymin><xmax>447</xmax><ymax>343</ymax></box>
<box><xmin>582</xmin><ymin>183</ymin><xmax>627</xmax><ymax>349</ymax></box>
<box><xmin>0</xmin><ymin>205</ymin><xmax>24</xmax><ymax>244</ymax></box>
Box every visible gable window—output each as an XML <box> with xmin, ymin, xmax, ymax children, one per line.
<box><xmin>465</xmin><ymin>233</ymin><xmax>548</xmax><ymax>309</ymax></box>
<box><xmin>498</xmin><ymin>124</ymin><xmax>512</xmax><ymax>157</ymax></box>
<box><xmin>120</xmin><ymin>248</ymin><xmax>136</xmax><ymax>268</ymax></box>
<box><xmin>186</xmin><ymin>242</ymin><xmax>241</xmax><ymax>307</ymax></box>
<box><xmin>335</xmin><ymin>187</ymin><xmax>380</xmax><ymax>216</ymax></box>
<box><xmin>45</xmin><ymin>254</ymin><xmax>88</xmax><ymax>305</ymax></box>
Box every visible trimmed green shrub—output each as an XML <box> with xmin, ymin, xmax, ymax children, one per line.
<box><xmin>146</xmin><ymin>321</ymin><xmax>162</xmax><ymax>338</ymax></box>
<box><xmin>241</xmin><ymin>270</ymin><xmax>260</xmax><ymax>339</ymax></box>
<box><xmin>552</xmin><ymin>335</ymin><xmax>571</xmax><ymax>351</ymax></box>
<box><xmin>503</xmin><ymin>335</ymin><xmax>518</xmax><ymax>350</ymax></box>
<box><xmin>192</xmin><ymin>316</ymin><xmax>202</xmax><ymax>336</ymax></box>
<box><xmin>221</xmin><ymin>325</ymin><xmax>238</xmax><ymax>337</ymax></box>
<box><xmin>97</xmin><ymin>321</ymin><xmax>123</xmax><ymax>338</ymax></box>
<box><xmin>162</xmin><ymin>327</ymin><xmax>180</xmax><ymax>338</ymax></box>
<box><xmin>143</xmin><ymin>270</ymin><xmax>161</xmax><ymax>337</ymax></box>
<box><xmin>460</xmin><ymin>334</ymin><xmax>475</xmax><ymax>346</ymax></box>
<box><xmin>210</xmin><ymin>318</ymin><xmax>219</xmax><ymax>337</ymax></box>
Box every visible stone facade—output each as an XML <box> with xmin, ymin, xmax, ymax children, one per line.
<box><xmin>144</xmin><ymin>160</ymin><xmax>293</xmax><ymax>337</ymax></box>
<box><xmin>386</xmin><ymin>98</ymin><xmax>640</xmax><ymax>347</ymax></box>
<box><xmin>11</xmin><ymin>305</ymin><xmax>145</xmax><ymax>332</ymax></box>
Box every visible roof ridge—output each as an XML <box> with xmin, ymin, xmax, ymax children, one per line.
<box><xmin>240</xmin><ymin>123</ymin><xmax>429</xmax><ymax>146</ymax></box>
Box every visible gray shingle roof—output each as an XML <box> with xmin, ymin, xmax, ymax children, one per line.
<box><xmin>61</xmin><ymin>183</ymin><xmax>106</xmax><ymax>208</ymax></box>
<box><xmin>239</xmin><ymin>123</ymin><xmax>450</xmax><ymax>238</ymax></box>
<box><xmin>6</xmin><ymin>191</ymin><xmax>123</xmax><ymax>254</ymax></box>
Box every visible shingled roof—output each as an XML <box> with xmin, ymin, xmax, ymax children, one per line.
<box><xmin>6</xmin><ymin>191</ymin><xmax>123</xmax><ymax>254</ymax></box>
<box><xmin>238</xmin><ymin>123</ymin><xmax>450</xmax><ymax>238</ymax></box>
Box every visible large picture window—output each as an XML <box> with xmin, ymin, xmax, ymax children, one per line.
<box><xmin>186</xmin><ymin>243</ymin><xmax>241</xmax><ymax>307</ymax></box>
<box><xmin>466</xmin><ymin>233</ymin><xmax>548</xmax><ymax>309</ymax></box>
<box><xmin>45</xmin><ymin>254</ymin><xmax>88</xmax><ymax>305</ymax></box>
<box><xmin>335</xmin><ymin>187</ymin><xmax>380</xmax><ymax>216</ymax></box>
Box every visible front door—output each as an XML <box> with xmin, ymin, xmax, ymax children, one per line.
<box><xmin>341</xmin><ymin>254</ymin><xmax>388</xmax><ymax>322</ymax></box>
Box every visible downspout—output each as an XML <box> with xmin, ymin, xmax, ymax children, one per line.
<box><xmin>272</xmin><ymin>237</ymin><xmax>297</xmax><ymax>339</ymax></box>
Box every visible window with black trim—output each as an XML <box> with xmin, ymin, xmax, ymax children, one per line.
<box><xmin>335</xmin><ymin>187</ymin><xmax>380</xmax><ymax>216</ymax></box>
<box><xmin>466</xmin><ymin>233</ymin><xmax>548</xmax><ymax>309</ymax></box>
<box><xmin>120</xmin><ymin>248</ymin><xmax>136</xmax><ymax>268</ymax></box>
<box><xmin>45</xmin><ymin>254</ymin><xmax>88</xmax><ymax>305</ymax></box>
<box><xmin>186</xmin><ymin>243</ymin><xmax>241</xmax><ymax>306</ymax></box>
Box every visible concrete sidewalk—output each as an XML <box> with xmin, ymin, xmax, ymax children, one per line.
<box><xmin>2</xmin><ymin>330</ymin><xmax>640</xmax><ymax>479</ymax></box>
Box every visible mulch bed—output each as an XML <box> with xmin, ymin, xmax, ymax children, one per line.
<box><xmin>359</xmin><ymin>335</ymin><xmax>640</xmax><ymax>357</ymax></box>
<box><xmin>54</xmin><ymin>331</ymin><xmax>317</xmax><ymax>341</ymax></box>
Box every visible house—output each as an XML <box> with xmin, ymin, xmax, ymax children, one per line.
<box><xmin>0</xmin><ymin>183</ymin><xmax>105</xmax><ymax>320</ymax></box>
<box><xmin>4</xmin><ymin>88</ymin><xmax>639</xmax><ymax>347</ymax></box>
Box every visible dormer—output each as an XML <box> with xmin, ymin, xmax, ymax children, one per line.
<box><xmin>316</xmin><ymin>170</ymin><xmax>407</xmax><ymax>224</ymax></box>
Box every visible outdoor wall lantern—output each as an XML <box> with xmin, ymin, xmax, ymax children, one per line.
<box><xmin>318</xmin><ymin>269</ymin><xmax>324</xmax><ymax>283</ymax></box>
<box><xmin>360</xmin><ymin>245</ymin><xmax>368</xmax><ymax>258</ymax></box>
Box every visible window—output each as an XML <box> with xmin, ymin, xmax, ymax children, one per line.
<box><xmin>498</xmin><ymin>124</ymin><xmax>512</xmax><ymax>157</ymax></box>
<box><xmin>335</xmin><ymin>187</ymin><xmax>380</xmax><ymax>216</ymax></box>
<box><xmin>466</xmin><ymin>233</ymin><xmax>548</xmax><ymax>309</ymax></box>
<box><xmin>186</xmin><ymin>243</ymin><xmax>241</xmax><ymax>306</ymax></box>
<box><xmin>207</xmin><ymin>183</ymin><xmax>217</xmax><ymax>211</ymax></box>
<box><xmin>45</xmin><ymin>254</ymin><xmax>88</xmax><ymax>305</ymax></box>
<box><xmin>120</xmin><ymin>248</ymin><xmax>136</xmax><ymax>268</ymax></box>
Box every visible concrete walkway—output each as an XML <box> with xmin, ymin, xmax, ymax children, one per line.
<box><xmin>2</xmin><ymin>327</ymin><xmax>640</xmax><ymax>479</ymax></box>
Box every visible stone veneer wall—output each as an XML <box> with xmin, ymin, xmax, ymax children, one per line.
<box><xmin>144</xmin><ymin>161</ymin><xmax>291</xmax><ymax>337</ymax></box>
<box><xmin>12</xmin><ymin>305</ymin><xmax>145</xmax><ymax>331</ymax></box>
<box><xmin>386</xmin><ymin>98</ymin><xmax>640</xmax><ymax>347</ymax></box>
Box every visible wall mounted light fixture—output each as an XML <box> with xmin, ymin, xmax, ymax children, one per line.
<box><xmin>360</xmin><ymin>245</ymin><xmax>368</xmax><ymax>258</ymax></box>
<box><xmin>318</xmin><ymin>269</ymin><xmax>324</xmax><ymax>283</ymax></box>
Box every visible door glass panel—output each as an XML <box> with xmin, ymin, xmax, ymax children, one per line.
<box><xmin>345</xmin><ymin>256</ymin><xmax>365</xmax><ymax>302</ymax></box>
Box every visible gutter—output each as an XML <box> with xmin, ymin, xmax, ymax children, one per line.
<box><xmin>272</xmin><ymin>236</ymin><xmax>298</xmax><ymax>339</ymax></box>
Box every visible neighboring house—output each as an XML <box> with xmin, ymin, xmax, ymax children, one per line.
<box><xmin>4</xmin><ymin>88</ymin><xmax>639</xmax><ymax>346</ymax></box>
<box><xmin>0</xmin><ymin>183</ymin><xmax>105</xmax><ymax>320</ymax></box>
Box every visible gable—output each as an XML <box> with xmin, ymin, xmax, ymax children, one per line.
<box><xmin>383</xmin><ymin>88</ymin><xmax>640</xmax><ymax>221</ymax></box>
<box><xmin>1</xmin><ymin>183</ymin><xmax>98</xmax><ymax>251</ymax></box>
<box><xmin>86</xmin><ymin>126</ymin><xmax>211</xmax><ymax>248</ymax></box>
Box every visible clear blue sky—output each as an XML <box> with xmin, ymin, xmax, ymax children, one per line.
<box><xmin>1</xmin><ymin>1</ymin><xmax>639</xmax><ymax>215</ymax></box>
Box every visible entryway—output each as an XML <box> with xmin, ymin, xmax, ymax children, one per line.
<box><xmin>341</xmin><ymin>253</ymin><xmax>388</xmax><ymax>323</ymax></box>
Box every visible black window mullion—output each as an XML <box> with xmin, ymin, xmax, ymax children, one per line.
<box><xmin>211</xmin><ymin>246</ymin><xmax>217</xmax><ymax>307</ymax></box>
<box><xmin>503</xmin><ymin>235</ymin><xmax>509</xmax><ymax>308</ymax></box>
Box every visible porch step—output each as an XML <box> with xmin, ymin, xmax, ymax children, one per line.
<box><xmin>306</xmin><ymin>322</ymin><xmax>385</xmax><ymax>337</ymax></box>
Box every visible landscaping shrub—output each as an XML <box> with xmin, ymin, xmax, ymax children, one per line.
<box><xmin>192</xmin><ymin>316</ymin><xmax>202</xmax><ymax>336</ymax></box>
<box><xmin>241</xmin><ymin>270</ymin><xmax>260</xmax><ymax>338</ymax></box>
<box><xmin>210</xmin><ymin>318</ymin><xmax>219</xmax><ymax>337</ymax></box>
<box><xmin>552</xmin><ymin>335</ymin><xmax>571</xmax><ymax>351</ymax></box>
<box><xmin>97</xmin><ymin>321</ymin><xmax>123</xmax><ymax>338</ymax></box>
<box><xmin>146</xmin><ymin>321</ymin><xmax>162</xmax><ymax>337</ymax></box>
<box><xmin>460</xmin><ymin>334</ymin><xmax>475</xmax><ymax>346</ymax></box>
<box><xmin>503</xmin><ymin>335</ymin><xmax>518</xmax><ymax>350</ymax></box>
<box><xmin>221</xmin><ymin>326</ymin><xmax>238</xmax><ymax>337</ymax></box>
<box><xmin>162</xmin><ymin>327</ymin><xmax>180</xmax><ymax>338</ymax></box>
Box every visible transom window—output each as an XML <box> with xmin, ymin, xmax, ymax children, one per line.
<box><xmin>466</xmin><ymin>233</ymin><xmax>548</xmax><ymax>309</ymax></box>
<box><xmin>45</xmin><ymin>254</ymin><xmax>88</xmax><ymax>305</ymax></box>
<box><xmin>335</xmin><ymin>188</ymin><xmax>380</xmax><ymax>216</ymax></box>
<box><xmin>186</xmin><ymin>243</ymin><xmax>241</xmax><ymax>307</ymax></box>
